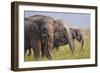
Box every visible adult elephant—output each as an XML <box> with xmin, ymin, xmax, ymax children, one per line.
<box><xmin>53</xmin><ymin>27</ymin><xmax>84</xmax><ymax>52</ymax></box>
<box><xmin>53</xmin><ymin>20</ymin><xmax>75</xmax><ymax>54</ymax></box>
<box><xmin>24</xmin><ymin>15</ymin><xmax>75</xmax><ymax>60</ymax></box>
<box><xmin>24</xmin><ymin>15</ymin><xmax>54</xmax><ymax>60</ymax></box>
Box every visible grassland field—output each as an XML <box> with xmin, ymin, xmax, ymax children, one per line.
<box><xmin>25</xmin><ymin>29</ymin><xmax>90</xmax><ymax>61</ymax></box>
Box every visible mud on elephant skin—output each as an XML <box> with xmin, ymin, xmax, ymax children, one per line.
<box><xmin>24</xmin><ymin>15</ymin><xmax>54</xmax><ymax>60</ymax></box>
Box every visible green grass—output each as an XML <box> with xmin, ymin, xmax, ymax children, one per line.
<box><xmin>25</xmin><ymin>29</ymin><xmax>90</xmax><ymax>61</ymax></box>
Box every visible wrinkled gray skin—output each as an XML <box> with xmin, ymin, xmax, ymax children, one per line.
<box><xmin>25</xmin><ymin>15</ymin><xmax>75</xmax><ymax>60</ymax></box>
<box><xmin>70</xmin><ymin>28</ymin><xmax>84</xmax><ymax>51</ymax></box>
<box><xmin>24</xmin><ymin>18</ymin><xmax>32</xmax><ymax>57</ymax></box>
<box><xmin>53</xmin><ymin>27</ymin><xmax>84</xmax><ymax>52</ymax></box>
<box><xmin>53</xmin><ymin>20</ymin><xmax>75</xmax><ymax>53</ymax></box>
<box><xmin>24</xmin><ymin>15</ymin><xmax>54</xmax><ymax>60</ymax></box>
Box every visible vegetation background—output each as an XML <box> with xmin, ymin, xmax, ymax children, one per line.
<box><xmin>25</xmin><ymin>29</ymin><xmax>90</xmax><ymax>61</ymax></box>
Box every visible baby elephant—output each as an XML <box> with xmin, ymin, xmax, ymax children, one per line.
<box><xmin>53</xmin><ymin>28</ymin><xmax>84</xmax><ymax>52</ymax></box>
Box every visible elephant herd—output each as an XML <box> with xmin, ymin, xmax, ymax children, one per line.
<box><xmin>24</xmin><ymin>15</ymin><xmax>84</xmax><ymax>60</ymax></box>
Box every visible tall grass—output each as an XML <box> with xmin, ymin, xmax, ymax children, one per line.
<box><xmin>25</xmin><ymin>29</ymin><xmax>90</xmax><ymax>61</ymax></box>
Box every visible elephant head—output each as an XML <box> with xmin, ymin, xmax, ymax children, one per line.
<box><xmin>70</xmin><ymin>28</ymin><xmax>84</xmax><ymax>50</ymax></box>
<box><xmin>53</xmin><ymin>19</ymin><xmax>75</xmax><ymax>53</ymax></box>
<box><xmin>29</xmin><ymin>15</ymin><xmax>54</xmax><ymax>60</ymax></box>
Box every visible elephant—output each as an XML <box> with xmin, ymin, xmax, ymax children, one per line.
<box><xmin>24</xmin><ymin>15</ymin><xmax>54</xmax><ymax>60</ymax></box>
<box><xmin>24</xmin><ymin>15</ymin><xmax>75</xmax><ymax>60</ymax></box>
<box><xmin>53</xmin><ymin>27</ymin><xmax>84</xmax><ymax>52</ymax></box>
<box><xmin>24</xmin><ymin>18</ymin><xmax>33</xmax><ymax>56</ymax></box>
<box><xmin>53</xmin><ymin>19</ymin><xmax>75</xmax><ymax>53</ymax></box>
<box><xmin>70</xmin><ymin>28</ymin><xmax>84</xmax><ymax>51</ymax></box>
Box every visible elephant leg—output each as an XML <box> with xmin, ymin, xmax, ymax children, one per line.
<box><xmin>41</xmin><ymin>45</ymin><xmax>51</xmax><ymax>60</ymax></box>
<box><xmin>42</xmin><ymin>37</ymin><xmax>52</xmax><ymax>60</ymax></box>
<box><xmin>31</xmin><ymin>39</ymin><xmax>41</xmax><ymax>60</ymax></box>
<box><xmin>68</xmin><ymin>40</ymin><xmax>75</xmax><ymax>54</ymax></box>
<box><xmin>45</xmin><ymin>49</ymin><xmax>51</xmax><ymax>59</ymax></box>
<box><xmin>41</xmin><ymin>44</ymin><xmax>45</xmax><ymax>58</ymax></box>
<box><xmin>70</xmin><ymin>39</ymin><xmax>75</xmax><ymax>54</ymax></box>
<box><xmin>80</xmin><ymin>36</ymin><xmax>84</xmax><ymax>52</ymax></box>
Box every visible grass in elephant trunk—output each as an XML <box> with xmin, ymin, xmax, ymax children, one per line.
<box><xmin>25</xmin><ymin>29</ymin><xmax>90</xmax><ymax>61</ymax></box>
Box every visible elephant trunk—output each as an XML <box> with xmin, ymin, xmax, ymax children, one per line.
<box><xmin>41</xmin><ymin>34</ymin><xmax>51</xmax><ymax>59</ymax></box>
<box><xmin>40</xmin><ymin>34</ymin><xmax>48</xmax><ymax>50</ymax></box>
<box><xmin>64</xmin><ymin>24</ymin><xmax>75</xmax><ymax>54</ymax></box>
<box><xmin>44</xmin><ymin>36</ymin><xmax>51</xmax><ymax>59</ymax></box>
<box><xmin>44</xmin><ymin>36</ymin><xmax>48</xmax><ymax>52</ymax></box>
